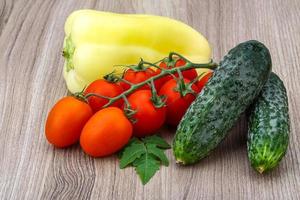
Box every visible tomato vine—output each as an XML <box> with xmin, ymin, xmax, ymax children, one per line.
<box><xmin>81</xmin><ymin>52</ymin><xmax>217</xmax><ymax>108</ymax></box>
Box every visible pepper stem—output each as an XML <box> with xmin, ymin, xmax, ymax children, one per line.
<box><xmin>63</xmin><ymin>35</ymin><xmax>75</xmax><ymax>72</ymax></box>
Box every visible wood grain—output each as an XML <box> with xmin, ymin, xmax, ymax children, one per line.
<box><xmin>0</xmin><ymin>0</ymin><xmax>300</xmax><ymax>199</ymax></box>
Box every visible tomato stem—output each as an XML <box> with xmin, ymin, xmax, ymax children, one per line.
<box><xmin>129</xmin><ymin>58</ymin><xmax>148</xmax><ymax>71</ymax></box>
<box><xmin>84</xmin><ymin>93</ymin><xmax>112</xmax><ymax>100</ymax></box>
<box><xmin>122</xmin><ymin>94</ymin><xmax>137</xmax><ymax>123</ymax></box>
<box><xmin>73</xmin><ymin>87</ymin><xmax>88</xmax><ymax>103</ymax></box>
<box><xmin>103</xmin><ymin>71</ymin><xmax>120</xmax><ymax>83</ymax></box>
<box><xmin>175</xmin><ymin>69</ymin><xmax>185</xmax><ymax>97</ymax></box>
<box><xmin>141</xmin><ymin>60</ymin><xmax>163</xmax><ymax>70</ymax></box>
<box><xmin>122</xmin><ymin>94</ymin><xmax>130</xmax><ymax>108</ymax></box>
<box><xmin>119</xmin><ymin>78</ymin><xmax>135</xmax><ymax>86</ymax></box>
<box><xmin>84</xmin><ymin>52</ymin><xmax>217</xmax><ymax>108</ymax></box>
<box><xmin>168</xmin><ymin>52</ymin><xmax>189</xmax><ymax>63</ymax></box>
<box><xmin>150</xmin><ymin>79</ymin><xmax>166</xmax><ymax>108</ymax></box>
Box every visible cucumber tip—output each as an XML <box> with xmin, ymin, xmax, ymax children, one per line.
<box><xmin>256</xmin><ymin>166</ymin><xmax>265</xmax><ymax>174</ymax></box>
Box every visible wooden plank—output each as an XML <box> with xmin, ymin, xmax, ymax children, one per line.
<box><xmin>0</xmin><ymin>0</ymin><xmax>299</xmax><ymax>199</ymax></box>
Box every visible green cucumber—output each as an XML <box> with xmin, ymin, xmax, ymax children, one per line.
<box><xmin>247</xmin><ymin>72</ymin><xmax>289</xmax><ymax>173</ymax></box>
<box><xmin>173</xmin><ymin>40</ymin><xmax>272</xmax><ymax>165</ymax></box>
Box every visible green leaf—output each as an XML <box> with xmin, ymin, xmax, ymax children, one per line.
<box><xmin>118</xmin><ymin>136</ymin><xmax>170</xmax><ymax>185</ymax></box>
<box><xmin>142</xmin><ymin>135</ymin><xmax>171</xmax><ymax>149</ymax></box>
<box><xmin>133</xmin><ymin>154</ymin><xmax>160</xmax><ymax>185</ymax></box>
<box><xmin>146</xmin><ymin>143</ymin><xmax>169</xmax><ymax>166</ymax></box>
<box><xmin>119</xmin><ymin>142</ymin><xmax>145</xmax><ymax>169</ymax></box>
<box><xmin>117</xmin><ymin>137</ymin><xmax>141</xmax><ymax>158</ymax></box>
<box><xmin>127</xmin><ymin>137</ymin><xmax>140</xmax><ymax>145</ymax></box>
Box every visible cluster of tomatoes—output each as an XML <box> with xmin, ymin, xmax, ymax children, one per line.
<box><xmin>45</xmin><ymin>58</ymin><xmax>212</xmax><ymax>157</ymax></box>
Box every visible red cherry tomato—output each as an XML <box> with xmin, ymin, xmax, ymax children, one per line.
<box><xmin>45</xmin><ymin>96</ymin><xmax>93</xmax><ymax>148</ymax></box>
<box><xmin>84</xmin><ymin>79</ymin><xmax>124</xmax><ymax>112</ymax></box>
<box><xmin>120</xmin><ymin>68</ymin><xmax>156</xmax><ymax>91</ymax></box>
<box><xmin>159</xmin><ymin>78</ymin><xmax>200</xmax><ymax>126</ymax></box>
<box><xmin>155</xmin><ymin>58</ymin><xmax>198</xmax><ymax>90</ymax></box>
<box><xmin>126</xmin><ymin>90</ymin><xmax>166</xmax><ymax>137</ymax></box>
<box><xmin>80</xmin><ymin>107</ymin><xmax>132</xmax><ymax>157</ymax></box>
<box><xmin>197</xmin><ymin>71</ymin><xmax>213</xmax><ymax>91</ymax></box>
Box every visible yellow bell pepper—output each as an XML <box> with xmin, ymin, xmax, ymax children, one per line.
<box><xmin>63</xmin><ymin>9</ymin><xmax>212</xmax><ymax>93</ymax></box>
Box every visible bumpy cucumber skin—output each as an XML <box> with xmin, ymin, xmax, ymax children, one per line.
<box><xmin>247</xmin><ymin>72</ymin><xmax>289</xmax><ymax>173</ymax></box>
<box><xmin>173</xmin><ymin>40</ymin><xmax>272</xmax><ymax>165</ymax></box>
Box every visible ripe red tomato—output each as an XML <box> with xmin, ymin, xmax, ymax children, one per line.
<box><xmin>159</xmin><ymin>78</ymin><xmax>200</xmax><ymax>126</ymax></box>
<box><xmin>80</xmin><ymin>107</ymin><xmax>132</xmax><ymax>157</ymax></box>
<box><xmin>120</xmin><ymin>68</ymin><xmax>156</xmax><ymax>91</ymax></box>
<box><xmin>126</xmin><ymin>90</ymin><xmax>166</xmax><ymax>137</ymax></box>
<box><xmin>45</xmin><ymin>96</ymin><xmax>93</xmax><ymax>148</ymax></box>
<box><xmin>155</xmin><ymin>58</ymin><xmax>198</xmax><ymax>90</ymax></box>
<box><xmin>197</xmin><ymin>71</ymin><xmax>213</xmax><ymax>91</ymax></box>
<box><xmin>84</xmin><ymin>79</ymin><xmax>124</xmax><ymax>112</ymax></box>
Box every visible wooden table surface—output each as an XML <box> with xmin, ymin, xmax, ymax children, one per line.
<box><xmin>1</xmin><ymin>0</ymin><xmax>300</xmax><ymax>199</ymax></box>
